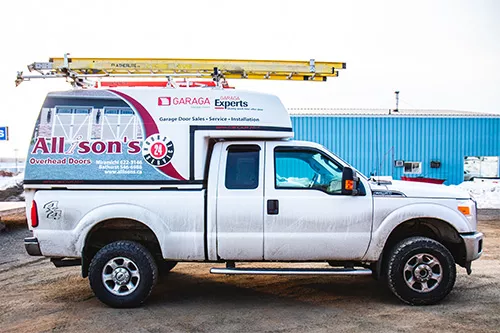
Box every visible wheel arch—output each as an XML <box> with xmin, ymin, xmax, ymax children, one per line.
<box><xmin>75</xmin><ymin>204</ymin><xmax>169</xmax><ymax>277</ymax></box>
<box><xmin>371</xmin><ymin>217</ymin><xmax>466</xmax><ymax>280</ymax></box>
<box><xmin>365</xmin><ymin>203</ymin><xmax>470</xmax><ymax>279</ymax></box>
<box><xmin>81</xmin><ymin>218</ymin><xmax>164</xmax><ymax>278</ymax></box>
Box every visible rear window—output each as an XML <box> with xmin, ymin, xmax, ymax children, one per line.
<box><xmin>225</xmin><ymin>146</ymin><xmax>260</xmax><ymax>189</ymax></box>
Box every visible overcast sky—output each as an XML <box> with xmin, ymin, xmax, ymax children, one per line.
<box><xmin>0</xmin><ymin>0</ymin><xmax>499</xmax><ymax>157</ymax></box>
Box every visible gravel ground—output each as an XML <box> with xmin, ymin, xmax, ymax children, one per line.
<box><xmin>0</xmin><ymin>212</ymin><xmax>499</xmax><ymax>333</ymax></box>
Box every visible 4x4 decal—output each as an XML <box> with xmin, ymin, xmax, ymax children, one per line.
<box><xmin>43</xmin><ymin>201</ymin><xmax>62</xmax><ymax>220</ymax></box>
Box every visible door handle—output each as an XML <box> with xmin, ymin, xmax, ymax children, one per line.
<box><xmin>267</xmin><ymin>199</ymin><xmax>279</xmax><ymax>215</ymax></box>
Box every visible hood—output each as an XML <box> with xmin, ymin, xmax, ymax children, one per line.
<box><xmin>370</xmin><ymin>180</ymin><xmax>471</xmax><ymax>199</ymax></box>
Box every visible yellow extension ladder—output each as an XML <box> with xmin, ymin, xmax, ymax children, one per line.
<box><xmin>16</xmin><ymin>53</ymin><xmax>346</xmax><ymax>87</ymax></box>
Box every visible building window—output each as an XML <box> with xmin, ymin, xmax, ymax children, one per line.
<box><xmin>225</xmin><ymin>146</ymin><xmax>260</xmax><ymax>190</ymax></box>
<box><xmin>464</xmin><ymin>156</ymin><xmax>499</xmax><ymax>180</ymax></box>
<box><xmin>404</xmin><ymin>162</ymin><xmax>422</xmax><ymax>174</ymax></box>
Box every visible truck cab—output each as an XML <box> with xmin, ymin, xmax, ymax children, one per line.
<box><xmin>210</xmin><ymin>140</ymin><xmax>372</xmax><ymax>262</ymax></box>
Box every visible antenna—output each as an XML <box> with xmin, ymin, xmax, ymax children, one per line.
<box><xmin>374</xmin><ymin>119</ymin><xmax>381</xmax><ymax>184</ymax></box>
<box><xmin>374</xmin><ymin>145</ymin><xmax>396</xmax><ymax>185</ymax></box>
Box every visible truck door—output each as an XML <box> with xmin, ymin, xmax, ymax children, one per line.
<box><xmin>264</xmin><ymin>142</ymin><xmax>373</xmax><ymax>261</ymax></box>
<box><xmin>216</xmin><ymin>142</ymin><xmax>265</xmax><ymax>260</ymax></box>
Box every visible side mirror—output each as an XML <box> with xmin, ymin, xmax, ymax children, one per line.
<box><xmin>341</xmin><ymin>167</ymin><xmax>359</xmax><ymax>196</ymax></box>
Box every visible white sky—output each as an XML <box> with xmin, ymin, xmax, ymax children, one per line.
<box><xmin>0</xmin><ymin>0</ymin><xmax>499</xmax><ymax>157</ymax></box>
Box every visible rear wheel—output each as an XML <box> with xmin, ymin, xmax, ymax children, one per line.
<box><xmin>89</xmin><ymin>241</ymin><xmax>158</xmax><ymax>308</ymax></box>
<box><xmin>386</xmin><ymin>237</ymin><xmax>456</xmax><ymax>305</ymax></box>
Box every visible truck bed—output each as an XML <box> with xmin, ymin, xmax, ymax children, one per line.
<box><xmin>30</xmin><ymin>189</ymin><xmax>206</xmax><ymax>260</ymax></box>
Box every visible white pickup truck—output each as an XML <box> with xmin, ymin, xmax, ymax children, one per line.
<box><xmin>24</xmin><ymin>88</ymin><xmax>483</xmax><ymax>308</ymax></box>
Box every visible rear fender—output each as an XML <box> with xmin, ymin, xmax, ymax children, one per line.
<box><xmin>75</xmin><ymin>203</ymin><xmax>169</xmax><ymax>257</ymax></box>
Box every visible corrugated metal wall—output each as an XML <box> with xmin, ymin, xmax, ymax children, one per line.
<box><xmin>290</xmin><ymin>116</ymin><xmax>500</xmax><ymax>185</ymax></box>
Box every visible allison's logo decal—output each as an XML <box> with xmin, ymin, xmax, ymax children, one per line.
<box><xmin>142</xmin><ymin>134</ymin><xmax>174</xmax><ymax>167</ymax></box>
<box><xmin>43</xmin><ymin>201</ymin><xmax>62</xmax><ymax>220</ymax></box>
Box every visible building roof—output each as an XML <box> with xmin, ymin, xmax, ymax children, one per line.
<box><xmin>288</xmin><ymin>108</ymin><xmax>500</xmax><ymax>117</ymax></box>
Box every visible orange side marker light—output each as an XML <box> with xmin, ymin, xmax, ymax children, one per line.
<box><xmin>458</xmin><ymin>206</ymin><xmax>470</xmax><ymax>215</ymax></box>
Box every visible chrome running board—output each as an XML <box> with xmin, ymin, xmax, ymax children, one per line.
<box><xmin>210</xmin><ymin>267</ymin><xmax>372</xmax><ymax>276</ymax></box>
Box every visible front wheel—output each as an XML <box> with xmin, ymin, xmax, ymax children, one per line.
<box><xmin>386</xmin><ymin>237</ymin><xmax>456</xmax><ymax>305</ymax></box>
<box><xmin>89</xmin><ymin>241</ymin><xmax>158</xmax><ymax>308</ymax></box>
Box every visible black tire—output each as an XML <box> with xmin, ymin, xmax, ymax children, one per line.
<box><xmin>158</xmin><ymin>261</ymin><xmax>177</xmax><ymax>276</ymax></box>
<box><xmin>89</xmin><ymin>241</ymin><xmax>158</xmax><ymax>308</ymax></box>
<box><xmin>386</xmin><ymin>236</ymin><xmax>456</xmax><ymax>305</ymax></box>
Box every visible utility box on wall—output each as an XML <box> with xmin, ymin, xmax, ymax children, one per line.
<box><xmin>430</xmin><ymin>161</ymin><xmax>441</xmax><ymax>168</ymax></box>
<box><xmin>394</xmin><ymin>160</ymin><xmax>404</xmax><ymax>167</ymax></box>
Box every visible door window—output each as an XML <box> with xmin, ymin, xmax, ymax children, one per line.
<box><xmin>275</xmin><ymin>148</ymin><xmax>343</xmax><ymax>194</ymax></box>
<box><xmin>225</xmin><ymin>146</ymin><xmax>260</xmax><ymax>190</ymax></box>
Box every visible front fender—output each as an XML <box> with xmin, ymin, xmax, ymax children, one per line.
<box><xmin>363</xmin><ymin>202</ymin><xmax>470</xmax><ymax>261</ymax></box>
<box><xmin>75</xmin><ymin>203</ymin><xmax>170</xmax><ymax>257</ymax></box>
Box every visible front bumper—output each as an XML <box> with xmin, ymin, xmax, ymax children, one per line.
<box><xmin>24</xmin><ymin>237</ymin><xmax>42</xmax><ymax>256</ymax></box>
<box><xmin>460</xmin><ymin>232</ymin><xmax>483</xmax><ymax>262</ymax></box>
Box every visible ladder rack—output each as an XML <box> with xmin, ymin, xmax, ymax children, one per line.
<box><xmin>16</xmin><ymin>54</ymin><xmax>346</xmax><ymax>87</ymax></box>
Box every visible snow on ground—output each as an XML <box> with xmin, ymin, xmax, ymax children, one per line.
<box><xmin>453</xmin><ymin>180</ymin><xmax>500</xmax><ymax>209</ymax></box>
<box><xmin>0</xmin><ymin>173</ymin><xmax>24</xmax><ymax>191</ymax></box>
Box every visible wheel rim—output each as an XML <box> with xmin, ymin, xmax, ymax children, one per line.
<box><xmin>102</xmin><ymin>257</ymin><xmax>141</xmax><ymax>296</ymax></box>
<box><xmin>403</xmin><ymin>253</ymin><xmax>443</xmax><ymax>293</ymax></box>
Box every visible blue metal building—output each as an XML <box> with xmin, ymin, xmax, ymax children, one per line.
<box><xmin>290</xmin><ymin>109</ymin><xmax>500</xmax><ymax>185</ymax></box>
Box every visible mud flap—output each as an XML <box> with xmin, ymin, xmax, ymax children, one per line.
<box><xmin>465</xmin><ymin>261</ymin><xmax>472</xmax><ymax>275</ymax></box>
